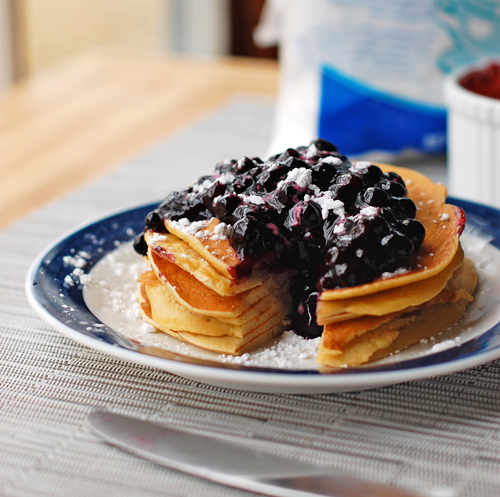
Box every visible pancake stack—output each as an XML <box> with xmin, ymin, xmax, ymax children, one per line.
<box><xmin>136</xmin><ymin>160</ymin><xmax>476</xmax><ymax>367</ymax></box>
<box><xmin>316</xmin><ymin>165</ymin><xmax>477</xmax><ymax>367</ymax></box>
<box><xmin>138</xmin><ymin>221</ymin><xmax>293</xmax><ymax>355</ymax></box>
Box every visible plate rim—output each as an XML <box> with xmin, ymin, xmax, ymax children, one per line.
<box><xmin>25</xmin><ymin>198</ymin><xmax>500</xmax><ymax>392</ymax></box>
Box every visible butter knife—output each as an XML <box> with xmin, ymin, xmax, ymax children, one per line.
<box><xmin>88</xmin><ymin>410</ymin><xmax>421</xmax><ymax>497</ymax></box>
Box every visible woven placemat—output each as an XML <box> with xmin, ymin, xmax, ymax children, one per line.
<box><xmin>1</xmin><ymin>98</ymin><xmax>499</xmax><ymax>497</ymax></box>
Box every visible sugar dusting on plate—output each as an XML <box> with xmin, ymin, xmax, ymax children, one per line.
<box><xmin>220</xmin><ymin>331</ymin><xmax>320</xmax><ymax>369</ymax></box>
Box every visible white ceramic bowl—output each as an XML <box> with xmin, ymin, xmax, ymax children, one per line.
<box><xmin>444</xmin><ymin>59</ymin><xmax>500</xmax><ymax>207</ymax></box>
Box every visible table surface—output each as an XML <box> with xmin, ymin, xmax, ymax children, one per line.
<box><xmin>2</xmin><ymin>52</ymin><xmax>500</xmax><ymax>497</ymax></box>
<box><xmin>0</xmin><ymin>51</ymin><xmax>279</xmax><ymax>229</ymax></box>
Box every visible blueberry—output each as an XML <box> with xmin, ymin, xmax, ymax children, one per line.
<box><xmin>161</xmin><ymin>191</ymin><xmax>210</xmax><ymax>221</ymax></box>
<box><xmin>310</xmin><ymin>138</ymin><xmax>338</xmax><ymax>152</ymax></box>
<box><xmin>232</xmin><ymin>175</ymin><xmax>255</xmax><ymax>194</ymax></box>
<box><xmin>291</xmin><ymin>286</ymin><xmax>322</xmax><ymax>338</ymax></box>
<box><xmin>145</xmin><ymin>211</ymin><xmax>165</xmax><ymax>231</ymax></box>
<box><xmin>378</xmin><ymin>180</ymin><xmax>407</xmax><ymax>197</ymax></box>
<box><xmin>157</xmin><ymin>188</ymin><xmax>193</xmax><ymax>221</ymax></box>
<box><xmin>275</xmin><ymin>183</ymin><xmax>304</xmax><ymax>208</ymax></box>
<box><xmin>214</xmin><ymin>194</ymin><xmax>242</xmax><ymax>222</ymax></box>
<box><xmin>398</xmin><ymin>219</ymin><xmax>425</xmax><ymax>250</ymax></box>
<box><xmin>379</xmin><ymin>207</ymin><xmax>397</xmax><ymax>224</ymax></box>
<box><xmin>300</xmin><ymin>202</ymin><xmax>323</xmax><ymax>229</ymax></box>
<box><xmin>232</xmin><ymin>203</ymin><xmax>256</xmax><ymax>219</ymax></box>
<box><xmin>390</xmin><ymin>197</ymin><xmax>417</xmax><ymax>219</ymax></box>
<box><xmin>360</xmin><ymin>164</ymin><xmax>383</xmax><ymax>184</ymax></box>
<box><xmin>276</xmin><ymin>148</ymin><xmax>300</xmax><ymax>162</ymax></box>
<box><xmin>231</xmin><ymin>215</ymin><xmax>254</xmax><ymax>245</ymax></box>
<box><xmin>234</xmin><ymin>157</ymin><xmax>256</xmax><ymax>175</ymax></box>
<box><xmin>231</xmin><ymin>215</ymin><xmax>274</xmax><ymax>256</ymax></box>
<box><xmin>330</xmin><ymin>174</ymin><xmax>363</xmax><ymax>207</ymax></box>
<box><xmin>381</xmin><ymin>232</ymin><xmax>414</xmax><ymax>258</ymax></box>
<box><xmin>256</xmin><ymin>163</ymin><xmax>290</xmax><ymax>192</ymax></box>
<box><xmin>204</xmin><ymin>181</ymin><xmax>226</xmax><ymax>208</ymax></box>
<box><xmin>361</xmin><ymin>187</ymin><xmax>390</xmax><ymax>207</ymax></box>
<box><xmin>311</xmin><ymin>162</ymin><xmax>337</xmax><ymax>188</ymax></box>
<box><xmin>285</xmin><ymin>201</ymin><xmax>322</xmax><ymax>232</ymax></box>
<box><xmin>383</xmin><ymin>171</ymin><xmax>406</xmax><ymax>185</ymax></box>
<box><xmin>133</xmin><ymin>232</ymin><xmax>148</xmax><ymax>255</ymax></box>
<box><xmin>215</xmin><ymin>159</ymin><xmax>236</xmax><ymax>174</ymax></box>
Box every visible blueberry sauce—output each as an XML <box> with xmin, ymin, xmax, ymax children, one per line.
<box><xmin>134</xmin><ymin>139</ymin><xmax>425</xmax><ymax>338</ymax></box>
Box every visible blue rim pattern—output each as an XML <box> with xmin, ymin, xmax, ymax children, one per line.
<box><xmin>27</xmin><ymin>199</ymin><xmax>500</xmax><ymax>376</ymax></box>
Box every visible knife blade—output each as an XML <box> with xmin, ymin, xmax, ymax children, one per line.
<box><xmin>88</xmin><ymin>410</ymin><xmax>421</xmax><ymax>497</ymax></box>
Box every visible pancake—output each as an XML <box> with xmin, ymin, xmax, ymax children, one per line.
<box><xmin>145</xmin><ymin>230</ymin><xmax>261</xmax><ymax>296</ymax></box>
<box><xmin>138</xmin><ymin>271</ymin><xmax>292</xmax><ymax>354</ymax></box>
<box><xmin>143</xmin><ymin>280</ymin><xmax>286</xmax><ymax>338</ymax></box>
<box><xmin>175</xmin><ymin>317</ymin><xmax>285</xmax><ymax>355</ymax></box>
<box><xmin>317</xmin><ymin>258</ymin><xmax>477</xmax><ymax>367</ymax></box>
<box><xmin>316</xmin><ymin>245</ymin><xmax>464</xmax><ymax>324</ymax></box>
<box><xmin>165</xmin><ymin>218</ymin><xmax>242</xmax><ymax>279</ymax></box>
<box><xmin>147</xmin><ymin>244</ymin><xmax>290</xmax><ymax>319</ymax></box>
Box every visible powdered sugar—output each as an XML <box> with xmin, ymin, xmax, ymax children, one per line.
<box><xmin>140</xmin><ymin>322</ymin><xmax>157</xmax><ymax>333</ymax></box>
<box><xmin>430</xmin><ymin>338</ymin><xmax>460</xmax><ymax>353</ymax></box>
<box><xmin>321</xmin><ymin>156</ymin><xmax>342</xmax><ymax>166</ymax></box>
<box><xmin>333</xmin><ymin>221</ymin><xmax>346</xmax><ymax>234</ymax></box>
<box><xmin>63</xmin><ymin>250</ymin><xmax>93</xmax><ymax>286</ymax></box>
<box><xmin>63</xmin><ymin>254</ymin><xmax>88</xmax><ymax>268</ymax></box>
<box><xmin>217</xmin><ymin>172</ymin><xmax>235</xmax><ymax>185</ymax></box>
<box><xmin>170</xmin><ymin>218</ymin><xmax>208</xmax><ymax>236</ymax></box>
<box><xmin>240</xmin><ymin>194</ymin><xmax>265</xmax><ymax>205</ymax></box>
<box><xmin>221</xmin><ymin>331</ymin><xmax>321</xmax><ymax>369</ymax></box>
<box><xmin>192</xmin><ymin>178</ymin><xmax>214</xmax><ymax>194</ymax></box>
<box><xmin>305</xmin><ymin>143</ymin><xmax>318</xmax><ymax>159</ymax></box>
<box><xmin>359</xmin><ymin>206</ymin><xmax>378</xmax><ymax>218</ymax></box>
<box><xmin>83</xmin><ymin>250</ymin><xmax>145</xmax><ymax>321</ymax></box>
<box><xmin>149</xmin><ymin>232</ymin><xmax>168</xmax><ymax>243</ymax></box>
<box><xmin>312</xmin><ymin>191</ymin><xmax>345</xmax><ymax>220</ymax></box>
<box><xmin>277</xmin><ymin>167</ymin><xmax>312</xmax><ymax>189</ymax></box>
<box><xmin>349</xmin><ymin>161</ymin><xmax>371</xmax><ymax>173</ymax></box>
<box><xmin>170</xmin><ymin>218</ymin><xmax>231</xmax><ymax>241</ymax></box>
<box><xmin>212</xmin><ymin>222</ymin><xmax>231</xmax><ymax>240</ymax></box>
<box><xmin>381</xmin><ymin>267</ymin><xmax>410</xmax><ymax>279</ymax></box>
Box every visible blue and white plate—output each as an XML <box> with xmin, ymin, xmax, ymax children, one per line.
<box><xmin>26</xmin><ymin>199</ymin><xmax>500</xmax><ymax>394</ymax></box>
